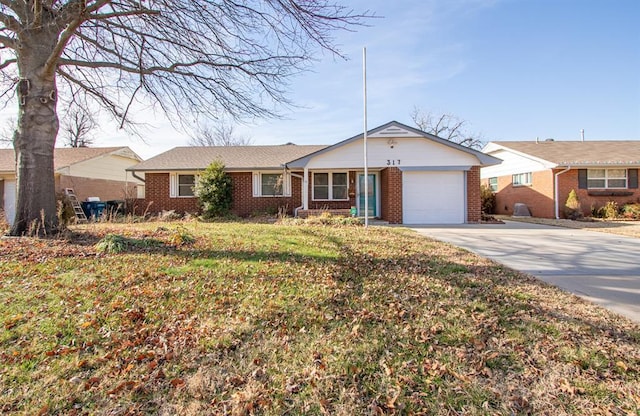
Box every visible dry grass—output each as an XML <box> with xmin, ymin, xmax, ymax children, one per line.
<box><xmin>497</xmin><ymin>215</ymin><xmax>640</xmax><ymax>238</ymax></box>
<box><xmin>0</xmin><ymin>221</ymin><xmax>638</xmax><ymax>415</ymax></box>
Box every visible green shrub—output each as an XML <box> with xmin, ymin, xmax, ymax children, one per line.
<box><xmin>480</xmin><ymin>185</ymin><xmax>496</xmax><ymax>214</ymax></box>
<box><xmin>621</xmin><ymin>203</ymin><xmax>640</xmax><ymax>219</ymax></box>
<box><xmin>600</xmin><ymin>201</ymin><xmax>620</xmax><ymax>220</ymax></box>
<box><xmin>195</xmin><ymin>160</ymin><xmax>233</xmax><ymax>218</ymax></box>
<box><xmin>95</xmin><ymin>234</ymin><xmax>129</xmax><ymax>254</ymax></box>
<box><xmin>168</xmin><ymin>226</ymin><xmax>196</xmax><ymax>246</ymax></box>
<box><xmin>563</xmin><ymin>189</ymin><xmax>583</xmax><ymax>220</ymax></box>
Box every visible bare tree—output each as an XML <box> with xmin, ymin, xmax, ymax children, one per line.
<box><xmin>189</xmin><ymin>119</ymin><xmax>253</xmax><ymax>147</ymax></box>
<box><xmin>0</xmin><ymin>117</ymin><xmax>15</xmax><ymax>148</ymax></box>
<box><xmin>0</xmin><ymin>1</ymin><xmax>369</xmax><ymax>235</ymax></box>
<box><xmin>63</xmin><ymin>108</ymin><xmax>96</xmax><ymax>147</ymax></box>
<box><xmin>411</xmin><ymin>107</ymin><xmax>484</xmax><ymax>149</ymax></box>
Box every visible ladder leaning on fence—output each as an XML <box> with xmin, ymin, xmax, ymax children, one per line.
<box><xmin>64</xmin><ymin>188</ymin><xmax>88</xmax><ymax>223</ymax></box>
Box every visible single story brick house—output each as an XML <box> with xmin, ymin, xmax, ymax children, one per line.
<box><xmin>480</xmin><ymin>140</ymin><xmax>640</xmax><ymax>219</ymax></box>
<box><xmin>129</xmin><ymin>121</ymin><xmax>501</xmax><ymax>224</ymax></box>
<box><xmin>1</xmin><ymin>146</ymin><xmax>143</xmax><ymax>225</ymax></box>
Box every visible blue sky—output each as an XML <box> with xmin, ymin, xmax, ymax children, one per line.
<box><xmin>4</xmin><ymin>0</ymin><xmax>639</xmax><ymax>159</ymax></box>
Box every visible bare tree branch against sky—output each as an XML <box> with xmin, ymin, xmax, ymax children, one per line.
<box><xmin>0</xmin><ymin>0</ymin><xmax>370</xmax><ymax>235</ymax></box>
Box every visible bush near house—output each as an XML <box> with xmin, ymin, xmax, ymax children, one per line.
<box><xmin>194</xmin><ymin>160</ymin><xmax>233</xmax><ymax>218</ymax></box>
<box><xmin>480</xmin><ymin>184</ymin><xmax>496</xmax><ymax>214</ymax></box>
<box><xmin>563</xmin><ymin>189</ymin><xmax>583</xmax><ymax>220</ymax></box>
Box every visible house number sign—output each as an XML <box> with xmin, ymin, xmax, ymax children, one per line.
<box><xmin>386</xmin><ymin>159</ymin><xmax>401</xmax><ymax>166</ymax></box>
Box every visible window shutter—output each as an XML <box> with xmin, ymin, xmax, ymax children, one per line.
<box><xmin>577</xmin><ymin>169</ymin><xmax>587</xmax><ymax>189</ymax></box>
<box><xmin>169</xmin><ymin>173</ymin><xmax>177</xmax><ymax>197</ymax></box>
<box><xmin>252</xmin><ymin>173</ymin><xmax>260</xmax><ymax>197</ymax></box>
<box><xmin>284</xmin><ymin>173</ymin><xmax>291</xmax><ymax>196</ymax></box>
<box><xmin>629</xmin><ymin>169</ymin><xmax>639</xmax><ymax>189</ymax></box>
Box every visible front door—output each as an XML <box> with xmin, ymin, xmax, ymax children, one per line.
<box><xmin>358</xmin><ymin>173</ymin><xmax>376</xmax><ymax>217</ymax></box>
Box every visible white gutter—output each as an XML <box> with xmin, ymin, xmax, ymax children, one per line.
<box><xmin>554</xmin><ymin>166</ymin><xmax>571</xmax><ymax>219</ymax></box>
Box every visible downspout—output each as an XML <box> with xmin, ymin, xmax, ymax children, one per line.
<box><xmin>130</xmin><ymin>171</ymin><xmax>145</xmax><ymax>183</ymax></box>
<box><xmin>554</xmin><ymin>166</ymin><xmax>571</xmax><ymax>219</ymax></box>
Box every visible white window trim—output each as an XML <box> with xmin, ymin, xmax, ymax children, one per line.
<box><xmin>488</xmin><ymin>177</ymin><xmax>498</xmax><ymax>192</ymax></box>
<box><xmin>170</xmin><ymin>172</ymin><xmax>199</xmax><ymax>198</ymax></box>
<box><xmin>587</xmin><ymin>168</ymin><xmax>628</xmax><ymax>189</ymax></box>
<box><xmin>512</xmin><ymin>172</ymin><xmax>532</xmax><ymax>187</ymax></box>
<box><xmin>252</xmin><ymin>171</ymin><xmax>291</xmax><ymax>197</ymax></box>
<box><xmin>312</xmin><ymin>171</ymin><xmax>350</xmax><ymax>201</ymax></box>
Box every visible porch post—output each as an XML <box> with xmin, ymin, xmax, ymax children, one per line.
<box><xmin>303</xmin><ymin>167</ymin><xmax>309</xmax><ymax>210</ymax></box>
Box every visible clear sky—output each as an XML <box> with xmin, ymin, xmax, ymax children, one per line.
<box><xmin>4</xmin><ymin>0</ymin><xmax>639</xmax><ymax>159</ymax></box>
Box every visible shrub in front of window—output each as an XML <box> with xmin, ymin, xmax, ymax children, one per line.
<box><xmin>622</xmin><ymin>203</ymin><xmax>640</xmax><ymax>220</ymax></box>
<box><xmin>563</xmin><ymin>189</ymin><xmax>583</xmax><ymax>220</ymax></box>
<box><xmin>480</xmin><ymin>184</ymin><xmax>496</xmax><ymax>214</ymax></box>
<box><xmin>195</xmin><ymin>161</ymin><xmax>232</xmax><ymax>218</ymax></box>
<box><xmin>600</xmin><ymin>201</ymin><xmax>620</xmax><ymax>220</ymax></box>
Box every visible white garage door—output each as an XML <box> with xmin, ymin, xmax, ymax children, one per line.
<box><xmin>4</xmin><ymin>179</ymin><xmax>16</xmax><ymax>226</ymax></box>
<box><xmin>403</xmin><ymin>171</ymin><xmax>465</xmax><ymax>224</ymax></box>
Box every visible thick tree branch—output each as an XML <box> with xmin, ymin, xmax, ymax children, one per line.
<box><xmin>0</xmin><ymin>57</ymin><xmax>15</xmax><ymax>69</ymax></box>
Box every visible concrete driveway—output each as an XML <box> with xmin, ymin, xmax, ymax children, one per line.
<box><xmin>411</xmin><ymin>221</ymin><xmax>640</xmax><ymax>323</ymax></box>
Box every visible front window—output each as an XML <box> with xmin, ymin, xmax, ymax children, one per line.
<box><xmin>178</xmin><ymin>174</ymin><xmax>196</xmax><ymax>196</ymax></box>
<box><xmin>488</xmin><ymin>177</ymin><xmax>498</xmax><ymax>192</ymax></box>
<box><xmin>313</xmin><ymin>172</ymin><xmax>349</xmax><ymax>200</ymax></box>
<box><xmin>512</xmin><ymin>172</ymin><xmax>532</xmax><ymax>186</ymax></box>
<box><xmin>588</xmin><ymin>169</ymin><xmax>627</xmax><ymax>189</ymax></box>
<box><xmin>261</xmin><ymin>173</ymin><xmax>283</xmax><ymax>196</ymax></box>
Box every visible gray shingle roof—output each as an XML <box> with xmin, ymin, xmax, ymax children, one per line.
<box><xmin>128</xmin><ymin>145</ymin><xmax>328</xmax><ymax>171</ymax></box>
<box><xmin>0</xmin><ymin>147</ymin><xmax>137</xmax><ymax>173</ymax></box>
<box><xmin>491</xmin><ymin>141</ymin><xmax>640</xmax><ymax>166</ymax></box>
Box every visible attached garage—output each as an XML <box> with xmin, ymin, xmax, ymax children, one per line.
<box><xmin>402</xmin><ymin>170</ymin><xmax>465</xmax><ymax>224</ymax></box>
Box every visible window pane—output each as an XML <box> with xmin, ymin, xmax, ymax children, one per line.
<box><xmin>489</xmin><ymin>177</ymin><xmax>498</xmax><ymax>192</ymax></box>
<box><xmin>332</xmin><ymin>186</ymin><xmax>347</xmax><ymax>200</ymax></box>
<box><xmin>262</xmin><ymin>174</ymin><xmax>282</xmax><ymax>196</ymax></box>
<box><xmin>179</xmin><ymin>175</ymin><xmax>195</xmax><ymax>185</ymax></box>
<box><xmin>608</xmin><ymin>179</ymin><xmax>627</xmax><ymax>188</ymax></box>
<box><xmin>588</xmin><ymin>179</ymin><xmax>605</xmax><ymax>188</ymax></box>
<box><xmin>608</xmin><ymin>169</ymin><xmax>626</xmax><ymax>179</ymax></box>
<box><xmin>332</xmin><ymin>173</ymin><xmax>347</xmax><ymax>185</ymax></box>
<box><xmin>314</xmin><ymin>173</ymin><xmax>328</xmax><ymax>185</ymax></box>
<box><xmin>178</xmin><ymin>175</ymin><xmax>195</xmax><ymax>196</ymax></box>
<box><xmin>314</xmin><ymin>187</ymin><xmax>328</xmax><ymax>200</ymax></box>
<box><xmin>587</xmin><ymin>169</ymin><xmax>605</xmax><ymax>179</ymax></box>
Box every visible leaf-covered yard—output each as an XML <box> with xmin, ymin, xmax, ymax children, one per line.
<box><xmin>1</xmin><ymin>222</ymin><xmax>638</xmax><ymax>415</ymax></box>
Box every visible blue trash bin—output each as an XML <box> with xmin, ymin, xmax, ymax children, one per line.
<box><xmin>81</xmin><ymin>201</ymin><xmax>107</xmax><ymax>220</ymax></box>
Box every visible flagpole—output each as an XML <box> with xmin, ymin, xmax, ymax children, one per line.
<box><xmin>363</xmin><ymin>47</ymin><xmax>369</xmax><ymax>228</ymax></box>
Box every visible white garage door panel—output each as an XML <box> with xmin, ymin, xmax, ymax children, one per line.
<box><xmin>403</xmin><ymin>171</ymin><xmax>464</xmax><ymax>224</ymax></box>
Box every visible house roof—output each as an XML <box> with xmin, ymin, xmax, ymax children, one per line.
<box><xmin>128</xmin><ymin>144</ymin><xmax>328</xmax><ymax>172</ymax></box>
<box><xmin>0</xmin><ymin>146</ymin><xmax>142</xmax><ymax>174</ymax></box>
<box><xmin>485</xmin><ymin>140</ymin><xmax>640</xmax><ymax>166</ymax></box>
<box><xmin>286</xmin><ymin>121</ymin><xmax>502</xmax><ymax>168</ymax></box>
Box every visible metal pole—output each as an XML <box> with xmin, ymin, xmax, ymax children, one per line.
<box><xmin>363</xmin><ymin>47</ymin><xmax>369</xmax><ymax>228</ymax></box>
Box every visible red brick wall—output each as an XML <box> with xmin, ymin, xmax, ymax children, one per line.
<box><xmin>143</xmin><ymin>173</ymin><xmax>200</xmax><ymax>214</ymax></box>
<box><xmin>557</xmin><ymin>169</ymin><xmax>640</xmax><ymax>218</ymax></box>
<box><xmin>58</xmin><ymin>175</ymin><xmax>138</xmax><ymax>201</ymax></box>
<box><xmin>486</xmin><ymin>168</ymin><xmax>640</xmax><ymax>219</ymax></box>
<box><xmin>490</xmin><ymin>170</ymin><xmax>555</xmax><ymax>218</ymax></box>
<box><xmin>142</xmin><ymin>172</ymin><xmax>304</xmax><ymax>217</ymax></box>
<box><xmin>380</xmin><ymin>167</ymin><xmax>402</xmax><ymax>224</ymax></box>
<box><xmin>306</xmin><ymin>171</ymin><xmax>355</xmax><ymax>210</ymax></box>
<box><xmin>466</xmin><ymin>166</ymin><xmax>482</xmax><ymax>223</ymax></box>
<box><xmin>231</xmin><ymin>172</ymin><xmax>302</xmax><ymax>216</ymax></box>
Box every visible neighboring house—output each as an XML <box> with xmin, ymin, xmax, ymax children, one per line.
<box><xmin>128</xmin><ymin>121</ymin><xmax>500</xmax><ymax>224</ymax></box>
<box><xmin>0</xmin><ymin>147</ymin><xmax>144</xmax><ymax>225</ymax></box>
<box><xmin>480</xmin><ymin>140</ymin><xmax>640</xmax><ymax>219</ymax></box>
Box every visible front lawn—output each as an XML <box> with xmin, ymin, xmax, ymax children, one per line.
<box><xmin>1</xmin><ymin>222</ymin><xmax>638</xmax><ymax>415</ymax></box>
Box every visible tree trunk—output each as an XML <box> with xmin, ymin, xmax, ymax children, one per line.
<box><xmin>9</xmin><ymin>27</ymin><xmax>60</xmax><ymax>236</ymax></box>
